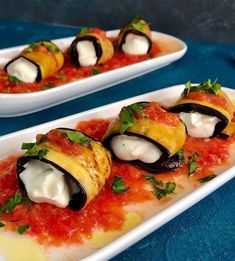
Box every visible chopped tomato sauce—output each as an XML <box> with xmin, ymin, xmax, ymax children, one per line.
<box><xmin>0</xmin><ymin>119</ymin><xmax>234</xmax><ymax>245</ymax></box>
<box><xmin>143</xmin><ymin>102</ymin><xmax>180</xmax><ymax>126</ymax></box>
<box><xmin>187</xmin><ymin>91</ymin><xmax>229</xmax><ymax>110</ymax></box>
<box><xmin>0</xmin><ymin>40</ymin><xmax>160</xmax><ymax>94</ymax></box>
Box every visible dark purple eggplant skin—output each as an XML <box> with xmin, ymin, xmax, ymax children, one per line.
<box><xmin>4</xmin><ymin>56</ymin><xmax>42</xmax><ymax>82</ymax></box>
<box><xmin>168</xmin><ymin>103</ymin><xmax>229</xmax><ymax>137</ymax></box>
<box><xmin>17</xmin><ymin>156</ymin><xmax>87</xmax><ymax>211</ymax></box>
<box><xmin>102</xmin><ymin>132</ymin><xmax>181</xmax><ymax>173</ymax></box>
<box><xmin>117</xmin><ymin>28</ymin><xmax>152</xmax><ymax>53</ymax></box>
<box><xmin>70</xmin><ymin>35</ymin><xmax>103</xmax><ymax>67</ymax></box>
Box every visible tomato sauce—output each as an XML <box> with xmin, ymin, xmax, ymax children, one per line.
<box><xmin>143</xmin><ymin>102</ymin><xmax>180</xmax><ymax>126</ymax></box>
<box><xmin>0</xmin><ymin>119</ymin><xmax>234</xmax><ymax>245</ymax></box>
<box><xmin>187</xmin><ymin>91</ymin><xmax>229</xmax><ymax>110</ymax></box>
<box><xmin>0</xmin><ymin>40</ymin><xmax>161</xmax><ymax>94</ymax></box>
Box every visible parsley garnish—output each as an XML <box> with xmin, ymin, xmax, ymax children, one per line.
<box><xmin>8</xmin><ymin>75</ymin><xmax>22</xmax><ymax>84</ymax></box>
<box><xmin>0</xmin><ymin>191</ymin><xmax>32</xmax><ymax>214</ymax></box>
<box><xmin>0</xmin><ymin>222</ymin><xmax>5</xmax><ymax>227</ymax></box>
<box><xmin>188</xmin><ymin>152</ymin><xmax>200</xmax><ymax>177</ymax></box>
<box><xmin>21</xmin><ymin>142</ymin><xmax>48</xmax><ymax>159</ymax></box>
<box><xmin>143</xmin><ymin>174</ymin><xmax>176</xmax><ymax>200</ymax></box>
<box><xmin>111</xmin><ymin>176</ymin><xmax>128</xmax><ymax>194</ymax></box>
<box><xmin>199</xmin><ymin>174</ymin><xmax>217</xmax><ymax>183</ymax></box>
<box><xmin>80</xmin><ymin>27</ymin><xmax>90</xmax><ymax>35</ymax></box>
<box><xmin>131</xmin><ymin>15</ymin><xmax>146</xmax><ymax>31</ymax></box>
<box><xmin>17</xmin><ymin>224</ymin><xmax>30</xmax><ymax>235</ymax></box>
<box><xmin>119</xmin><ymin>103</ymin><xmax>145</xmax><ymax>134</ymax></box>
<box><xmin>46</xmin><ymin>44</ymin><xmax>59</xmax><ymax>53</ymax></box>
<box><xmin>177</xmin><ymin>149</ymin><xmax>185</xmax><ymax>166</ymax></box>
<box><xmin>43</xmin><ymin>82</ymin><xmax>56</xmax><ymax>90</ymax></box>
<box><xmin>58</xmin><ymin>74</ymin><xmax>67</xmax><ymax>81</ymax></box>
<box><xmin>91</xmin><ymin>68</ymin><xmax>101</xmax><ymax>75</ymax></box>
<box><xmin>183</xmin><ymin>79</ymin><xmax>221</xmax><ymax>96</ymax></box>
<box><xmin>26</xmin><ymin>42</ymin><xmax>41</xmax><ymax>52</ymax></box>
<box><xmin>66</xmin><ymin>131</ymin><xmax>91</xmax><ymax>147</ymax></box>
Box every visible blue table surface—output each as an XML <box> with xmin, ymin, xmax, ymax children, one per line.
<box><xmin>0</xmin><ymin>19</ymin><xmax>234</xmax><ymax>261</ymax></box>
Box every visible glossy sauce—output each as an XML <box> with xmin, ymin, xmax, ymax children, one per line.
<box><xmin>0</xmin><ymin>120</ymin><xmax>234</xmax><ymax>246</ymax></box>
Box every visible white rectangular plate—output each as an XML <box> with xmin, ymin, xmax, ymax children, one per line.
<box><xmin>0</xmin><ymin>30</ymin><xmax>187</xmax><ymax>117</ymax></box>
<box><xmin>0</xmin><ymin>85</ymin><xmax>234</xmax><ymax>261</ymax></box>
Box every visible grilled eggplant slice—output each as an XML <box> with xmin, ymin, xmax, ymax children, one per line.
<box><xmin>4</xmin><ymin>41</ymin><xmax>64</xmax><ymax>83</ymax></box>
<box><xmin>70</xmin><ymin>28</ymin><xmax>114</xmax><ymax>67</ymax></box>
<box><xmin>169</xmin><ymin>80</ymin><xmax>234</xmax><ymax>138</ymax></box>
<box><xmin>117</xmin><ymin>17</ymin><xmax>152</xmax><ymax>55</ymax></box>
<box><xmin>102</xmin><ymin>102</ymin><xmax>186</xmax><ymax>173</ymax></box>
<box><xmin>17</xmin><ymin>128</ymin><xmax>111</xmax><ymax>211</ymax></box>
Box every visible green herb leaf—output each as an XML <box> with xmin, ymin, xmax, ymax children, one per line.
<box><xmin>143</xmin><ymin>175</ymin><xmax>176</xmax><ymax>199</ymax></box>
<box><xmin>199</xmin><ymin>174</ymin><xmax>217</xmax><ymax>183</ymax></box>
<box><xmin>17</xmin><ymin>224</ymin><xmax>30</xmax><ymax>235</ymax></box>
<box><xmin>26</xmin><ymin>42</ymin><xmax>41</xmax><ymax>52</ymax></box>
<box><xmin>188</xmin><ymin>152</ymin><xmax>200</xmax><ymax>177</ymax></box>
<box><xmin>43</xmin><ymin>82</ymin><xmax>56</xmax><ymax>90</ymax></box>
<box><xmin>177</xmin><ymin>149</ymin><xmax>185</xmax><ymax>166</ymax></box>
<box><xmin>91</xmin><ymin>68</ymin><xmax>101</xmax><ymax>75</ymax></box>
<box><xmin>183</xmin><ymin>79</ymin><xmax>221</xmax><ymax>96</ymax></box>
<box><xmin>8</xmin><ymin>75</ymin><xmax>22</xmax><ymax>84</ymax></box>
<box><xmin>38</xmin><ymin>149</ymin><xmax>49</xmax><ymax>160</ymax></box>
<box><xmin>21</xmin><ymin>142</ymin><xmax>48</xmax><ymax>159</ymax></box>
<box><xmin>143</xmin><ymin>174</ymin><xmax>156</xmax><ymax>183</ymax></box>
<box><xmin>0</xmin><ymin>191</ymin><xmax>32</xmax><ymax>214</ymax></box>
<box><xmin>131</xmin><ymin>15</ymin><xmax>146</xmax><ymax>30</ymax></box>
<box><xmin>111</xmin><ymin>176</ymin><xmax>128</xmax><ymax>194</ymax></box>
<box><xmin>80</xmin><ymin>27</ymin><xmax>90</xmax><ymax>35</ymax></box>
<box><xmin>58</xmin><ymin>74</ymin><xmax>67</xmax><ymax>81</ymax></box>
<box><xmin>66</xmin><ymin>131</ymin><xmax>91</xmax><ymax>147</ymax></box>
<box><xmin>119</xmin><ymin>103</ymin><xmax>145</xmax><ymax>134</ymax></box>
<box><xmin>0</xmin><ymin>222</ymin><xmax>5</xmax><ymax>227</ymax></box>
<box><xmin>46</xmin><ymin>44</ymin><xmax>59</xmax><ymax>53</ymax></box>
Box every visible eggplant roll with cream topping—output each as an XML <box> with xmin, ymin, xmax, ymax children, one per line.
<box><xmin>117</xmin><ymin>17</ymin><xmax>152</xmax><ymax>55</ymax></box>
<box><xmin>17</xmin><ymin>128</ymin><xmax>111</xmax><ymax>211</ymax></box>
<box><xmin>169</xmin><ymin>80</ymin><xmax>234</xmax><ymax>138</ymax></box>
<box><xmin>70</xmin><ymin>28</ymin><xmax>114</xmax><ymax>67</ymax></box>
<box><xmin>4</xmin><ymin>41</ymin><xmax>64</xmax><ymax>83</ymax></box>
<box><xmin>102</xmin><ymin>102</ymin><xmax>186</xmax><ymax>173</ymax></box>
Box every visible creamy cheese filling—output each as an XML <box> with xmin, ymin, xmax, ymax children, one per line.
<box><xmin>6</xmin><ymin>57</ymin><xmax>38</xmax><ymax>83</ymax></box>
<box><xmin>122</xmin><ymin>33</ymin><xmax>149</xmax><ymax>55</ymax></box>
<box><xmin>19</xmin><ymin>160</ymin><xmax>79</xmax><ymax>208</ymax></box>
<box><xmin>76</xmin><ymin>40</ymin><xmax>97</xmax><ymax>67</ymax></box>
<box><xmin>110</xmin><ymin>135</ymin><xmax>162</xmax><ymax>163</ymax></box>
<box><xmin>180</xmin><ymin>112</ymin><xmax>221</xmax><ymax>138</ymax></box>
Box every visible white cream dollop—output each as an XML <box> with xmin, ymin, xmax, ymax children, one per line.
<box><xmin>110</xmin><ymin>135</ymin><xmax>162</xmax><ymax>163</ymax></box>
<box><xmin>19</xmin><ymin>160</ymin><xmax>76</xmax><ymax>208</ymax></box>
<box><xmin>76</xmin><ymin>40</ymin><xmax>97</xmax><ymax>67</ymax></box>
<box><xmin>122</xmin><ymin>33</ymin><xmax>149</xmax><ymax>55</ymax></box>
<box><xmin>6</xmin><ymin>57</ymin><xmax>38</xmax><ymax>83</ymax></box>
<box><xmin>180</xmin><ymin>112</ymin><xmax>221</xmax><ymax>138</ymax></box>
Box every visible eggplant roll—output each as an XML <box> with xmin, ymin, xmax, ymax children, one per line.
<box><xmin>4</xmin><ymin>41</ymin><xmax>64</xmax><ymax>83</ymax></box>
<box><xmin>102</xmin><ymin>102</ymin><xmax>186</xmax><ymax>173</ymax></box>
<box><xmin>17</xmin><ymin>128</ymin><xmax>111</xmax><ymax>211</ymax></box>
<box><xmin>117</xmin><ymin>17</ymin><xmax>152</xmax><ymax>55</ymax></box>
<box><xmin>169</xmin><ymin>80</ymin><xmax>234</xmax><ymax>138</ymax></box>
<box><xmin>70</xmin><ymin>28</ymin><xmax>114</xmax><ymax>67</ymax></box>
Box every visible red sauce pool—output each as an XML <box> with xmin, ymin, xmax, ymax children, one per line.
<box><xmin>0</xmin><ymin>40</ymin><xmax>161</xmax><ymax>94</ymax></box>
<box><xmin>0</xmin><ymin>119</ymin><xmax>234</xmax><ymax>245</ymax></box>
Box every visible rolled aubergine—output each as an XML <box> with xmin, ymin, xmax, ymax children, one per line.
<box><xmin>70</xmin><ymin>28</ymin><xmax>114</xmax><ymax>67</ymax></box>
<box><xmin>102</xmin><ymin>102</ymin><xmax>186</xmax><ymax>173</ymax></box>
<box><xmin>169</xmin><ymin>80</ymin><xmax>234</xmax><ymax>138</ymax></box>
<box><xmin>4</xmin><ymin>41</ymin><xmax>64</xmax><ymax>83</ymax></box>
<box><xmin>117</xmin><ymin>17</ymin><xmax>152</xmax><ymax>55</ymax></box>
<box><xmin>17</xmin><ymin>128</ymin><xmax>111</xmax><ymax>211</ymax></box>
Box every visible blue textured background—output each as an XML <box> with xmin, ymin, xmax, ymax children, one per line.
<box><xmin>0</xmin><ymin>20</ymin><xmax>234</xmax><ymax>261</ymax></box>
